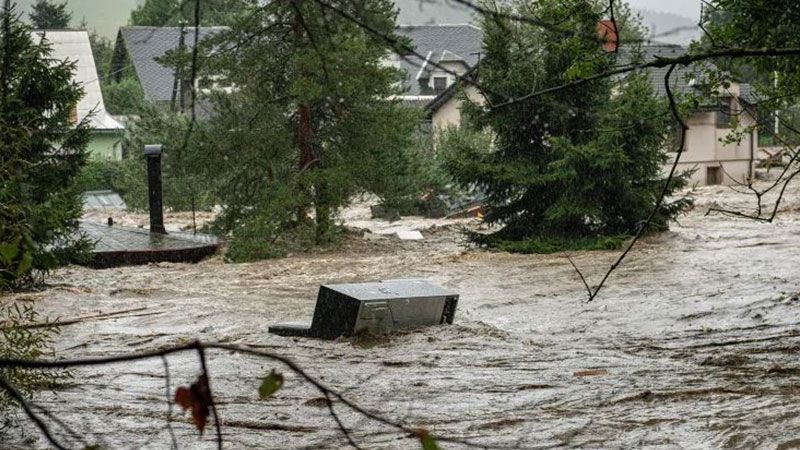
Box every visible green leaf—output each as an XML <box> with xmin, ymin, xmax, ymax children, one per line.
<box><xmin>16</xmin><ymin>251</ymin><xmax>33</xmax><ymax>276</ymax></box>
<box><xmin>258</xmin><ymin>369</ymin><xmax>284</xmax><ymax>399</ymax></box>
<box><xmin>0</xmin><ymin>240</ymin><xmax>19</xmax><ymax>264</ymax></box>
<box><xmin>418</xmin><ymin>430</ymin><xmax>441</xmax><ymax>450</ymax></box>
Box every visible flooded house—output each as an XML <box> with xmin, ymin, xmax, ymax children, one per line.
<box><xmin>641</xmin><ymin>44</ymin><xmax>759</xmax><ymax>187</ymax></box>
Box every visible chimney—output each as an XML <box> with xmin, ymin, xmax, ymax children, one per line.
<box><xmin>597</xmin><ymin>20</ymin><xmax>618</xmax><ymax>52</ymax></box>
<box><xmin>144</xmin><ymin>144</ymin><xmax>167</xmax><ymax>234</ymax></box>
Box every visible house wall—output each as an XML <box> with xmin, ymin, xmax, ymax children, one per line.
<box><xmin>431</xmin><ymin>85</ymin><xmax>485</xmax><ymax>130</ymax></box>
<box><xmin>671</xmin><ymin>95</ymin><xmax>757</xmax><ymax>186</ymax></box>
<box><xmin>87</xmin><ymin>132</ymin><xmax>124</xmax><ymax>160</ymax></box>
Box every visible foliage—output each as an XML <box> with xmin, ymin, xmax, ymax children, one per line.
<box><xmin>188</xmin><ymin>0</ymin><xmax>419</xmax><ymax>258</ymax></box>
<box><xmin>0</xmin><ymin>300</ymin><xmax>63</xmax><ymax>415</ymax></box>
<box><xmin>441</xmin><ymin>0</ymin><xmax>689</xmax><ymax>253</ymax></box>
<box><xmin>702</xmin><ymin>0</ymin><xmax>800</xmax><ymax>145</ymax></box>
<box><xmin>174</xmin><ymin>374</ymin><xmax>212</xmax><ymax>434</ymax></box>
<box><xmin>74</xmin><ymin>158</ymin><xmax>149</xmax><ymax>210</ymax></box>
<box><xmin>1</xmin><ymin>4</ymin><xmax>90</xmax><ymax>288</ymax></box>
<box><xmin>122</xmin><ymin>104</ymin><xmax>215</xmax><ymax>211</ymax></box>
<box><xmin>87</xmin><ymin>30</ymin><xmax>112</xmax><ymax>84</ymax></box>
<box><xmin>28</xmin><ymin>0</ymin><xmax>70</xmax><ymax>29</ymax></box>
<box><xmin>258</xmin><ymin>369</ymin><xmax>283</xmax><ymax>399</ymax></box>
<box><xmin>101</xmin><ymin>76</ymin><xmax>146</xmax><ymax>115</ymax></box>
<box><xmin>130</xmin><ymin>0</ymin><xmax>255</xmax><ymax>27</ymax></box>
<box><xmin>486</xmin><ymin>234</ymin><xmax>628</xmax><ymax>254</ymax></box>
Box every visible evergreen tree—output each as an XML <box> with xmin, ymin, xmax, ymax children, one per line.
<box><xmin>703</xmin><ymin>0</ymin><xmax>800</xmax><ymax>144</ymax></box>
<box><xmin>1</xmin><ymin>2</ymin><xmax>90</xmax><ymax>288</ymax></box>
<box><xmin>185</xmin><ymin>0</ymin><xmax>419</xmax><ymax>258</ymax></box>
<box><xmin>29</xmin><ymin>0</ymin><xmax>71</xmax><ymax>29</ymax></box>
<box><xmin>442</xmin><ymin>0</ymin><xmax>688</xmax><ymax>252</ymax></box>
<box><xmin>130</xmin><ymin>0</ymin><xmax>254</xmax><ymax>26</ymax></box>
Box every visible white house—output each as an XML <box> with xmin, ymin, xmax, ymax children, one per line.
<box><xmin>32</xmin><ymin>30</ymin><xmax>125</xmax><ymax>160</ymax></box>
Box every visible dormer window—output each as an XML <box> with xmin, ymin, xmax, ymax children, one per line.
<box><xmin>433</xmin><ymin>77</ymin><xmax>447</xmax><ymax>94</ymax></box>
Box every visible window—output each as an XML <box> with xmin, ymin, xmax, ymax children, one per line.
<box><xmin>707</xmin><ymin>166</ymin><xmax>722</xmax><ymax>185</ymax></box>
<box><xmin>433</xmin><ymin>77</ymin><xmax>447</xmax><ymax>94</ymax></box>
<box><xmin>715</xmin><ymin>97</ymin><xmax>733</xmax><ymax>128</ymax></box>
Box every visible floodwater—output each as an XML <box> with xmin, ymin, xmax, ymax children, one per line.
<box><xmin>4</xmin><ymin>183</ymin><xmax>800</xmax><ymax>449</ymax></box>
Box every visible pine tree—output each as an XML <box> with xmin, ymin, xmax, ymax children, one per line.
<box><xmin>1</xmin><ymin>2</ymin><xmax>90</xmax><ymax>287</ymax></box>
<box><xmin>182</xmin><ymin>0</ymin><xmax>419</xmax><ymax>258</ymax></box>
<box><xmin>29</xmin><ymin>0</ymin><xmax>71</xmax><ymax>29</ymax></box>
<box><xmin>442</xmin><ymin>0</ymin><xmax>688</xmax><ymax>252</ymax></box>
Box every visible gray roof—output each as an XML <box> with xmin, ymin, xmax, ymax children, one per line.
<box><xmin>116</xmin><ymin>26</ymin><xmax>225</xmax><ymax>102</ymax></box>
<box><xmin>394</xmin><ymin>24</ymin><xmax>483</xmax><ymax>96</ymax></box>
<box><xmin>637</xmin><ymin>44</ymin><xmax>754</xmax><ymax>102</ymax></box>
<box><xmin>638</xmin><ymin>44</ymin><xmax>706</xmax><ymax>97</ymax></box>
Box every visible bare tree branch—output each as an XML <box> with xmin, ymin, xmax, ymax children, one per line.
<box><xmin>583</xmin><ymin>63</ymin><xmax>688</xmax><ymax>302</ymax></box>
<box><xmin>491</xmin><ymin>47</ymin><xmax>800</xmax><ymax>110</ymax></box>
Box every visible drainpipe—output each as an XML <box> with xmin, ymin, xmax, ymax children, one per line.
<box><xmin>144</xmin><ymin>144</ymin><xmax>167</xmax><ymax>234</ymax></box>
<box><xmin>749</xmin><ymin>126</ymin><xmax>755</xmax><ymax>182</ymax></box>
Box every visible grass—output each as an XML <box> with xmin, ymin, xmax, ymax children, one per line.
<box><xmin>483</xmin><ymin>234</ymin><xmax>630</xmax><ymax>254</ymax></box>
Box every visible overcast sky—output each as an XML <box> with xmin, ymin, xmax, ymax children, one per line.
<box><xmin>624</xmin><ymin>0</ymin><xmax>701</xmax><ymax>21</ymax></box>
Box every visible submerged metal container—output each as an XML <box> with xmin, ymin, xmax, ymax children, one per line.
<box><xmin>269</xmin><ymin>279</ymin><xmax>459</xmax><ymax>339</ymax></box>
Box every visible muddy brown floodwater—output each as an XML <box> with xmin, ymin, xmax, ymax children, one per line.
<box><xmin>4</xmin><ymin>183</ymin><xmax>800</xmax><ymax>449</ymax></box>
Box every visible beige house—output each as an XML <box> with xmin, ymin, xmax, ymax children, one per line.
<box><xmin>645</xmin><ymin>45</ymin><xmax>758</xmax><ymax>186</ymax></box>
<box><xmin>672</xmin><ymin>83</ymin><xmax>758</xmax><ymax>186</ymax></box>
<box><xmin>389</xmin><ymin>24</ymin><xmax>483</xmax><ymax>122</ymax></box>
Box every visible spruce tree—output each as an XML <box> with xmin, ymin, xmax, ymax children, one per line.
<box><xmin>29</xmin><ymin>0</ymin><xmax>71</xmax><ymax>29</ymax></box>
<box><xmin>130</xmin><ymin>0</ymin><xmax>253</xmax><ymax>26</ymax></box>
<box><xmin>184</xmin><ymin>0</ymin><xmax>418</xmax><ymax>258</ymax></box>
<box><xmin>1</xmin><ymin>2</ymin><xmax>90</xmax><ymax>287</ymax></box>
<box><xmin>442</xmin><ymin>0</ymin><xmax>688</xmax><ymax>253</ymax></box>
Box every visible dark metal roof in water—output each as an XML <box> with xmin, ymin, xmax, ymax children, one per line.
<box><xmin>80</xmin><ymin>221</ymin><xmax>220</xmax><ymax>268</ymax></box>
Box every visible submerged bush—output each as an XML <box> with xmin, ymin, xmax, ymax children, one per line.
<box><xmin>0</xmin><ymin>300</ymin><xmax>63</xmax><ymax>417</ymax></box>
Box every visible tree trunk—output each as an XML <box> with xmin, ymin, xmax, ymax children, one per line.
<box><xmin>294</xmin><ymin>2</ymin><xmax>317</xmax><ymax>225</ymax></box>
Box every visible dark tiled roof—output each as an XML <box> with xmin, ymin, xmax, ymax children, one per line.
<box><xmin>636</xmin><ymin>44</ymin><xmax>754</xmax><ymax>103</ymax></box>
<box><xmin>399</xmin><ymin>97</ymin><xmax>436</xmax><ymax>109</ymax></box>
<box><xmin>738</xmin><ymin>83</ymin><xmax>757</xmax><ymax>104</ymax></box>
<box><xmin>395</xmin><ymin>24</ymin><xmax>483</xmax><ymax>97</ymax></box>
<box><xmin>117</xmin><ymin>26</ymin><xmax>225</xmax><ymax>102</ymax></box>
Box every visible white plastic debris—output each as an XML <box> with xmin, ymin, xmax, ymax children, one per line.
<box><xmin>395</xmin><ymin>230</ymin><xmax>424</xmax><ymax>240</ymax></box>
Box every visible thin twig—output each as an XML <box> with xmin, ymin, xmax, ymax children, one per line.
<box><xmin>565</xmin><ymin>254</ymin><xmax>592</xmax><ymax>300</ymax></box>
<box><xmin>0</xmin><ymin>375</ymin><xmax>67</xmax><ymax>450</ymax></box>
<box><xmin>162</xmin><ymin>355</ymin><xmax>179</xmax><ymax>450</ymax></box>
<box><xmin>324</xmin><ymin>392</ymin><xmax>363</xmax><ymax>450</ymax></box>
<box><xmin>196</xmin><ymin>344</ymin><xmax>223</xmax><ymax>450</ymax></box>
<box><xmin>0</xmin><ymin>342</ymin><xmax>528</xmax><ymax>450</ymax></box>
<box><xmin>584</xmin><ymin>63</ymin><xmax>687</xmax><ymax>302</ymax></box>
<box><xmin>492</xmin><ymin>47</ymin><xmax>800</xmax><ymax>110</ymax></box>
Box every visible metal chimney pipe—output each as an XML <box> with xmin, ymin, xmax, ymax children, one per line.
<box><xmin>144</xmin><ymin>144</ymin><xmax>167</xmax><ymax>234</ymax></box>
